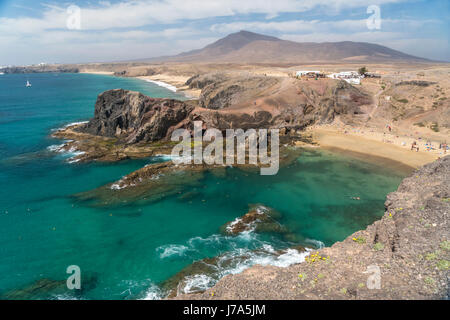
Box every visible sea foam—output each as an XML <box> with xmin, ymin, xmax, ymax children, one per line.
<box><xmin>159</xmin><ymin>231</ymin><xmax>312</xmax><ymax>296</ymax></box>
<box><xmin>144</xmin><ymin>80</ymin><xmax>177</xmax><ymax>92</ymax></box>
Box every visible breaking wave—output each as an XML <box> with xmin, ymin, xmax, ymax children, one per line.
<box><xmin>47</xmin><ymin>142</ymin><xmax>85</xmax><ymax>163</ymax></box>
<box><xmin>156</xmin><ymin>244</ymin><xmax>192</xmax><ymax>259</ymax></box>
<box><xmin>156</xmin><ymin>231</ymin><xmax>315</xmax><ymax>296</ymax></box>
<box><xmin>305</xmin><ymin>238</ymin><xmax>325</xmax><ymax>249</ymax></box>
<box><xmin>144</xmin><ymin>80</ymin><xmax>177</xmax><ymax>92</ymax></box>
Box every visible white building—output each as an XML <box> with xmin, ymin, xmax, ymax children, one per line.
<box><xmin>327</xmin><ymin>71</ymin><xmax>362</xmax><ymax>85</ymax></box>
<box><xmin>296</xmin><ymin>70</ymin><xmax>322</xmax><ymax>77</ymax></box>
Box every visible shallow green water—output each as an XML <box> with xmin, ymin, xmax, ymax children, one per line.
<box><xmin>0</xmin><ymin>73</ymin><xmax>406</xmax><ymax>299</ymax></box>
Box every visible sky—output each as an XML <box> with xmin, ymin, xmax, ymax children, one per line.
<box><xmin>0</xmin><ymin>0</ymin><xmax>448</xmax><ymax>65</ymax></box>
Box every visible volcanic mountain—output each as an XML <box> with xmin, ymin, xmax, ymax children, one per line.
<box><xmin>156</xmin><ymin>30</ymin><xmax>429</xmax><ymax>63</ymax></box>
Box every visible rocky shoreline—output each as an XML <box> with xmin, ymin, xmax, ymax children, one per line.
<box><xmin>45</xmin><ymin>71</ymin><xmax>449</xmax><ymax>300</ymax></box>
<box><xmin>172</xmin><ymin>156</ymin><xmax>449</xmax><ymax>299</ymax></box>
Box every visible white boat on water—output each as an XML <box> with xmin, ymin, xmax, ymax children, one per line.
<box><xmin>26</xmin><ymin>80</ymin><xmax>32</xmax><ymax>87</ymax></box>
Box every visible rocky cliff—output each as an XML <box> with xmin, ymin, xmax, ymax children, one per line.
<box><xmin>78</xmin><ymin>89</ymin><xmax>194</xmax><ymax>144</ymax></box>
<box><xmin>174</xmin><ymin>156</ymin><xmax>450</xmax><ymax>299</ymax></box>
<box><xmin>73</xmin><ymin>75</ymin><xmax>371</xmax><ymax>150</ymax></box>
<box><xmin>56</xmin><ymin>74</ymin><xmax>371</xmax><ymax>164</ymax></box>
<box><xmin>187</xmin><ymin>73</ymin><xmax>371</xmax><ymax>131</ymax></box>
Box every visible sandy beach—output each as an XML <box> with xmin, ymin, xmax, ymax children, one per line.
<box><xmin>137</xmin><ymin>74</ymin><xmax>201</xmax><ymax>99</ymax></box>
<box><xmin>79</xmin><ymin>70</ymin><xmax>115</xmax><ymax>75</ymax></box>
<box><xmin>309</xmin><ymin>125</ymin><xmax>443</xmax><ymax>168</ymax></box>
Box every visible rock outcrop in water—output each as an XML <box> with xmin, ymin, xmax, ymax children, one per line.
<box><xmin>78</xmin><ymin>89</ymin><xmax>195</xmax><ymax>144</ymax></box>
<box><xmin>161</xmin><ymin>244</ymin><xmax>307</xmax><ymax>298</ymax></box>
<box><xmin>1</xmin><ymin>273</ymin><xmax>99</xmax><ymax>300</ymax></box>
<box><xmin>220</xmin><ymin>204</ymin><xmax>286</xmax><ymax>235</ymax></box>
<box><xmin>173</xmin><ymin>156</ymin><xmax>450</xmax><ymax>300</ymax></box>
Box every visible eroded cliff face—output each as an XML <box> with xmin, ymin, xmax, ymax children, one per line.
<box><xmin>187</xmin><ymin>73</ymin><xmax>280</xmax><ymax>110</ymax></box>
<box><xmin>173</xmin><ymin>156</ymin><xmax>450</xmax><ymax>300</ymax></box>
<box><xmin>187</xmin><ymin>73</ymin><xmax>371</xmax><ymax>131</ymax></box>
<box><xmin>77</xmin><ymin>75</ymin><xmax>371</xmax><ymax>145</ymax></box>
<box><xmin>57</xmin><ymin>75</ymin><xmax>371</xmax><ymax>163</ymax></box>
<box><xmin>78</xmin><ymin>89</ymin><xmax>195</xmax><ymax>144</ymax></box>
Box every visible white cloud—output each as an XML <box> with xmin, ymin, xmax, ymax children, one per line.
<box><xmin>0</xmin><ymin>0</ymin><xmax>446</xmax><ymax>64</ymax></box>
<box><xmin>211</xmin><ymin>19</ymin><xmax>366</xmax><ymax>34</ymax></box>
<box><xmin>0</xmin><ymin>0</ymin><xmax>407</xmax><ymax>32</ymax></box>
<box><xmin>210</xmin><ymin>18</ymin><xmax>441</xmax><ymax>35</ymax></box>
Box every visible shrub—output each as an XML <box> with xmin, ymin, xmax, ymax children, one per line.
<box><xmin>425</xmin><ymin>251</ymin><xmax>439</xmax><ymax>261</ymax></box>
<box><xmin>437</xmin><ymin>260</ymin><xmax>449</xmax><ymax>271</ymax></box>
<box><xmin>440</xmin><ymin>240</ymin><xmax>450</xmax><ymax>251</ymax></box>
<box><xmin>429</xmin><ymin>122</ymin><xmax>439</xmax><ymax>132</ymax></box>
<box><xmin>424</xmin><ymin>277</ymin><xmax>435</xmax><ymax>286</ymax></box>
<box><xmin>358</xmin><ymin>66</ymin><xmax>368</xmax><ymax>75</ymax></box>
<box><xmin>352</xmin><ymin>237</ymin><xmax>366</xmax><ymax>244</ymax></box>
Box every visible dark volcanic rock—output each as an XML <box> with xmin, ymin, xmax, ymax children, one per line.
<box><xmin>78</xmin><ymin>89</ymin><xmax>194</xmax><ymax>144</ymax></box>
<box><xmin>162</xmin><ymin>245</ymin><xmax>306</xmax><ymax>298</ymax></box>
<box><xmin>220</xmin><ymin>204</ymin><xmax>286</xmax><ymax>235</ymax></box>
<box><xmin>1</xmin><ymin>273</ymin><xmax>99</xmax><ymax>300</ymax></box>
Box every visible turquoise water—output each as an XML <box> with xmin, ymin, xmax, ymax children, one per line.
<box><xmin>0</xmin><ymin>73</ymin><xmax>406</xmax><ymax>299</ymax></box>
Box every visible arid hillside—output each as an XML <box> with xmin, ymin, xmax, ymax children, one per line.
<box><xmin>154</xmin><ymin>31</ymin><xmax>431</xmax><ymax>64</ymax></box>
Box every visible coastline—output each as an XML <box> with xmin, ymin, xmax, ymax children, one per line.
<box><xmin>136</xmin><ymin>75</ymin><xmax>201</xmax><ymax>99</ymax></box>
<box><xmin>79</xmin><ymin>70</ymin><xmax>200</xmax><ymax>99</ymax></box>
<box><xmin>78</xmin><ymin>70</ymin><xmax>445</xmax><ymax>170</ymax></box>
<box><xmin>10</xmin><ymin>71</ymin><xmax>447</xmax><ymax>299</ymax></box>
<box><xmin>63</xmin><ymin>71</ymin><xmax>441</xmax><ymax>171</ymax></box>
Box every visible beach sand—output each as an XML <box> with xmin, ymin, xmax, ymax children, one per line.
<box><xmin>137</xmin><ymin>74</ymin><xmax>201</xmax><ymax>98</ymax></box>
<box><xmin>79</xmin><ymin>70</ymin><xmax>115</xmax><ymax>75</ymax></box>
<box><xmin>309</xmin><ymin>126</ymin><xmax>441</xmax><ymax>169</ymax></box>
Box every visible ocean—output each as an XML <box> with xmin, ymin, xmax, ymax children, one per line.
<box><xmin>0</xmin><ymin>72</ymin><xmax>405</xmax><ymax>299</ymax></box>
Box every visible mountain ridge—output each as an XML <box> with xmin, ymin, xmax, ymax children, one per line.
<box><xmin>151</xmin><ymin>30</ymin><xmax>430</xmax><ymax>63</ymax></box>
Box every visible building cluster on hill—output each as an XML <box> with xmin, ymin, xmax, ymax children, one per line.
<box><xmin>295</xmin><ymin>70</ymin><xmax>381</xmax><ymax>84</ymax></box>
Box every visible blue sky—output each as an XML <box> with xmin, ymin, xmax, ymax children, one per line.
<box><xmin>0</xmin><ymin>0</ymin><xmax>448</xmax><ymax>65</ymax></box>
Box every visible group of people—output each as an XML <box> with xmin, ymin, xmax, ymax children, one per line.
<box><xmin>411</xmin><ymin>141</ymin><xmax>448</xmax><ymax>153</ymax></box>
